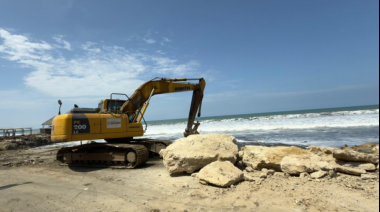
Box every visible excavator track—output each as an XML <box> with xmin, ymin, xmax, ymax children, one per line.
<box><xmin>57</xmin><ymin>143</ymin><xmax>149</xmax><ymax>169</ymax></box>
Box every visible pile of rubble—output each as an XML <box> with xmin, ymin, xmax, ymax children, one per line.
<box><xmin>0</xmin><ymin>134</ymin><xmax>51</xmax><ymax>151</ymax></box>
<box><xmin>160</xmin><ymin>134</ymin><xmax>379</xmax><ymax>188</ymax></box>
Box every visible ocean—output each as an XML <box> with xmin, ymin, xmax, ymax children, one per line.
<box><xmin>35</xmin><ymin>105</ymin><xmax>379</xmax><ymax>149</ymax></box>
<box><xmin>142</xmin><ymin>105</ymin><xmax>379</xmax><ymax>148</ymax></box>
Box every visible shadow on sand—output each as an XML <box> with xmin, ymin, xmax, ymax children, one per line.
<box><xmin>66</xmin><ymin>158</ymin><xmax>161</xmax><ymax>172</ymax></box>
<box><xmin>0</xmin><ymin>182</ymin><xmax>33</xmax><ymax>191</ymax></box>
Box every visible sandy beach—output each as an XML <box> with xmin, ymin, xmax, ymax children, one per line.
<box><xmin>0</xmin><ymin>145</ymin><xmax>379</xmax><ymax>212</ymax></box>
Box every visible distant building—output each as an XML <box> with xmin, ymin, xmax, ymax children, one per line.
<box><xmin>41</xmin><ymin>117</ymin><xmax>55</xmax><ymax>135</ymax></box>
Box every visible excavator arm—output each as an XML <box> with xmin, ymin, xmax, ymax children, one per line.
<box><xmin>119</xmin><ymin>78</ymin><xmax>206</xmax><ymax>137</ymax></box>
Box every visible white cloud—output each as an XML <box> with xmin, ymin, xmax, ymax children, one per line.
<box><xmin>144</xmin><ymin>38</ymin><xmax>156</xmax><ymax>44</ymax></box>
<box><xmin>0</xmin><ymin>29</ymin><xmax>52</xmax><ymax>61</ymax></box>
<box><xmin>81</xmin><ymin>41</ymin><xmax>101</xmax><ymax>53</ymax></box>
<box><xmin>160</xmin><ymin>37</ymin><xmax>171</xmax><ymax>46</ymax></box>
<box><xmin>0</xmin><ymin>28</ymin><xmax>203</xmax><ymax>98</ymax></box>
<box><xmin>53</xmin><ymin>36</ymin><xmax>72</xmax><ymax>50</ymax></box>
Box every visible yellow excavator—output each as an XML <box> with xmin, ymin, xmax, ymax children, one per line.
<box><xmin>51</xmin><ymin>78</ymin><xmax>205</xmax><ymax>168</ymax></box>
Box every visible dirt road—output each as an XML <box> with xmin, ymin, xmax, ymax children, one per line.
<box><xmin>0</xmin><ymin>147</ymin><xmax>379</xmax><ymax>212</ymax></box>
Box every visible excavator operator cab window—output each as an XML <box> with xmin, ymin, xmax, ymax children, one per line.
<box><xmin>107</xmin><ymin>100</ymin><xmax>126</xmax><ymax>113</ymax></box>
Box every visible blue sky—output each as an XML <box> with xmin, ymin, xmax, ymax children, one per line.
<box><xmin>0</xmin><ymin>0</ymin><xmax>379</xmax><ymax>128</ymax></box>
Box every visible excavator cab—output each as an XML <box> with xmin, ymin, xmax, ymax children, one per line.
<box><xmin>98</xmin><ymin>99</ymin><xmax>128</xmax><ymax>113</ymax></box>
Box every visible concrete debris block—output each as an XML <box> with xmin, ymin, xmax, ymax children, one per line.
<box><xmin>281</xmin><ymin>155</ymin><xmax>317</xmax><ymax>175</ymax></box>
<box><xmin>333</xmin><ymin>149</ymin><xmax>379</xmax><ymax>165</ymax></box>
<box><xmin>198</xmin><ymin>161</ymin><xmax>244</xmax><ymax>188</ymax></box>
<box><xmin>311</xmin><ymin>171</ymin><xmax>328</xmax><ymax>179</ymax></box>
<box><xmin>361</xmin><ymin>174</ymin><xmax>379</xmax><ymax>180</ymax></box>
<box><xmin>239</xmin><ymin>146</ymin><xmax>310</xmax><ymax>171</ymax></box>
<box><xmin>160</xmin><ymin>134</ymin><xmax>238</xmax><ymax>174</ymax></box>
<box><xmin>337</xmin><ymin>162</ymin><xmax>377</xmax><ymax>172</ymax></box>
<box><xmin>343</xmin><ymin>143</ymin><xmax>379</xmax><ymax>154</ymax></box>
<box><xmin>307</xmin><ymin>146</ymin><xmax>338</xmax><ymax>155</ymax></box>
<box><xmin>336</xmin><ymin>166</ymin><xmax>367</xmax><ymax>176</ymax></box>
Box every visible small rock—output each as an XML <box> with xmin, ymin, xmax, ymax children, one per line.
<box><xmin>274</xmin><ymin>172</ymin><xmax>286</xmax><ymax>178</ymax></box>
<box><xmin>311</xmin><ymin>171</ymin><xmax>328</xmax><ymax>179</ymax></box>
<box><xmin>260</xmin><ymin>172</ymin><xmax>268</xmax><ymax>179</ymax></box>
<box><xmin>191</xmin><ymin>173</ymin><xmax>198</xmax><ymax>178</ymax></box>
<box><xmin>300</xmin><ymin>173</ymin><xmax>310</xmax><ymax>178</ymax></box>
<box><xmin>264</xmin><ymin>169</ymin><xmax>276</xmax><ymax>176</ymax></box>
<box><xmin>199</xmin><ymin>180</ymin><xmax>208</xmax><ymax>185</ymax></box>
<box><xmin>329</xmin><ymin>170</ymin><xmax>337</xmax><ymax>178</ymax></box>
<box><xmin>245</xmin><ymin>166</ymin><xmax>254</xmax><ymax>172</ymax></box>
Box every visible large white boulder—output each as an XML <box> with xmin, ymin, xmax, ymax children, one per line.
<box><xmin>239</xmin><ymin>146</ymin><xmax>311</xmax><ymax>171</ymax></box>
<box><xmin>198</xmin><ymin>161</ymin><xmax>244</xmax><ymax>188</ymax></box>
<box><xmin>160</xmin><ymin>134</ymin><xmax>239</xmax><ymax>174</ymax></box>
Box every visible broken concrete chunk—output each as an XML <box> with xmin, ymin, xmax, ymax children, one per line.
<box><xmin>198</xmin><ymin>161</ymin><xmax>244</xmax><ymax>188</ymax></box>
<box><xmin>337</xmin><ymin>162</ymin><xmax>377</xmax><ymax>172</ymax></box>
<box><xmin>160</xmin><ymin>134</ymin><xmax>238</xmax><ymax>174</ymax></box>
<box><xmin>333</xmin><ymin>150</ymin><xmax>379</xmax><ymax>165</ymax></box>
<box><xmin>240</xmin><ymin>146</ymin><xmax>310</xmax><ymax>171</ymax></box>
<box><xmin>281</xmin><ymin>155</ymin><xmax>317</xmax><ymax>175</ymax></box>
<box><xmin>335</xmin><ymin>166</ymin><xmax>367</xmax><ymax>176</ymax></box>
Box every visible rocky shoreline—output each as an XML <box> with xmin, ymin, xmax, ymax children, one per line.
<box><xmin>160</xmin><ymin>134</ymin><xmax>379</xmax><ymax>188</ymax></box>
